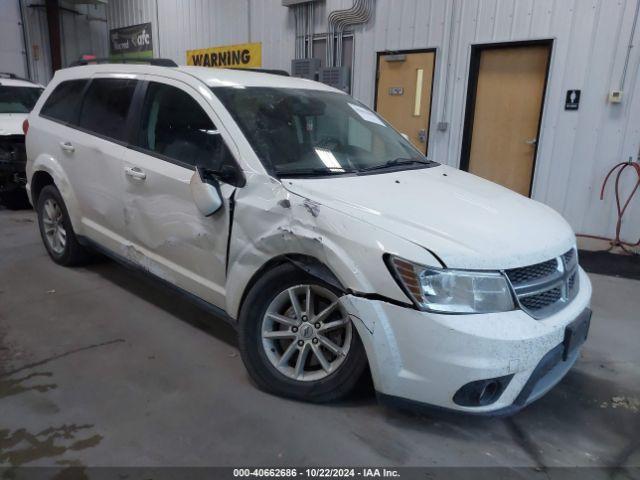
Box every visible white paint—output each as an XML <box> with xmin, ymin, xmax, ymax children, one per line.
<box><xmin>26</xmin><ymin>63</ymin><xmax>593</xmax><ymax>413</ymax></box>
<box><xmin>106</xmin><ymin>0</ymin><xmax>640</xmax><ymax>242</ymax></box>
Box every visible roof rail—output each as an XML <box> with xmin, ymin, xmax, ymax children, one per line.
<box><xmin>0</xmin><ymin>72</ymin><xmax>30</xmax><ymax>81</ymax></box>
<box><xmin>68</xmin><ymin>58</ymin><xmax>178</xmax><ymax>68</ymax></box>
<box><xmin>229</xmin><ymin>68</ymin><xmax>290</xmax><ymax>77</ymax></box>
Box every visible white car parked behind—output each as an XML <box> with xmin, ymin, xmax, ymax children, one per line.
<box><xmin>0</xmin><ymin>73</ymin><xmax>43</xmax><ymax>208</ymax></box>
<box><xmin>25</xmin><ymin>62</ymin><xmax>592</xmax><ymax>415</ymax></box>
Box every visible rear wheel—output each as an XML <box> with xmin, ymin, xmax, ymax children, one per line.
<box><xmin>238</xmin><ymin>263</ymin><xmax>368</xmax><ymax>402</ymax></box>
<box><xmin>36</xmin><ymin>185</ymin><xmax>91</xmax><ymax>266</ymax></box>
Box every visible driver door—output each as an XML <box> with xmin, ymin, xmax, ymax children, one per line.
<box><xmin>122</xmin><ymin>77</ymin><xmax>239</xmax><ymax>308</ymax></box>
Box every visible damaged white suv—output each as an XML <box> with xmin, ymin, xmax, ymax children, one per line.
<box><xmin>25</xmin><ymin>62</ymin><xmax>592</xmax><ymax>415</ymax></box>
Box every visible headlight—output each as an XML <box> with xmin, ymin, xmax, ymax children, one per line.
<box><xmin>386</xmin><ymin>255</ymin><xmax>515</xmax><ymax>314</ymax></box>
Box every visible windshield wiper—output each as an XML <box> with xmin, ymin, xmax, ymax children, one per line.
<box><xmin>358</xmin><ymin>157</ymin><xmax>431</xmax><ymax>173</ymax></box>
<box><xmin>275</xmin><ymin>167</ymin><xmax>356</xmax><ymax>177</ymax></box>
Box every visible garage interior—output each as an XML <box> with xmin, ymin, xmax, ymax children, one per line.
<box><xmin>1</xmin><ymin>0</ymin><xmax>640</xmax><ymax>475</ymax></box>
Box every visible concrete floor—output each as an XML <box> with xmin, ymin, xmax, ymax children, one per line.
<box><xmin>1</xmin><ymin>207</ymin><xmax>639</xmax><ymax>469</ymax></box>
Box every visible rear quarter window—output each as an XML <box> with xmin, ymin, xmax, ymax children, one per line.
<box><xmin>40</xmin><ymin>79</ymin><xmax>88</xmax><ymax>124</ymax></box>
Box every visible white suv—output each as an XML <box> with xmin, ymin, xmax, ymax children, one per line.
<box><xmin>0</xmin><ymin>73</ymin><xmax>43</xmax><ymax>208</ymax></box>
<box><xmin>25</xmin><ymin>62</ymin><xmax>592</xmax><ymax>415</ymax></box>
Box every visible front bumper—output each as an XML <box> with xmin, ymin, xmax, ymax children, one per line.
<box><xmin>342</xmin><ymin>267</ymin><xmax>592</xmax><ymax>414</ymax></box>
<box><xmin>0</xmin><ymin>135</ymin><xmax>27</xmax><ymax>191</ymax></box>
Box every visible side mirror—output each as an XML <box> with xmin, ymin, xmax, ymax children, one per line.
<box><xmin>190</xmin><ymin>168</ymin><xmax>223</xmax><ymax>216</ymax></box>
<box><xmin>401</xmin><ymin>133</ymin><xmax>410</xmax><ymax>141</ymax></box>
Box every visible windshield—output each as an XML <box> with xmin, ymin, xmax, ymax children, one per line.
<box><xmin>212</xmin><ymin>87</ymin><xmax>437</xmax><ymax>177</ymax></box>
<box><xmin>0</xmin><ymin>86</ymin><xmax>44</xmax><ymax>114</ymax></box>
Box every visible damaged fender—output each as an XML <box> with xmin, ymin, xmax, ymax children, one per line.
<box><xmin>224</xmin><ymin>172</ymin><xmax>442</xmax><ymax>320</ymax></box>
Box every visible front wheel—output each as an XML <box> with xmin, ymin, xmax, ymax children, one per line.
<box><xmin>238</xmin><ymin>263</ymin><xmax>368</xmax><ymax>403</ymax></box>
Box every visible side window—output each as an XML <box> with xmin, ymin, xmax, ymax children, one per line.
<box><xmin>137</xmin><ymin>82</ymin><xmax>234</xmax><ymax>170</ymax></box>
<box><xmin>40</xmin><ymin>80</ymin><xmax>87</xmax><ymax>124</ymax></box>
<box><xmin>78</xmin><ymin>78</ymin><xmax>137</xmax><ymax>141</ymax></box>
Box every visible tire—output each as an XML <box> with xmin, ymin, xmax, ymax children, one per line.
<box><xmin>238</xmin><ymin>263</ymin><xmax>368</xmax><ymax>403</ymax></box>
<box><xmin>0</xmin><ymin>188</ymin><xmax>30</xmax><ymax>210</ymax></box>
<box><xmin>36</xmin><ymin>185</ymin><xmax>91</xmax><ymax>266</ymax></box>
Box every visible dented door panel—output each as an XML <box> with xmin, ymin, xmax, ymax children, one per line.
<box><xmin>122</xmin><ymin>153</ymin><xmax>232</xmax><ymax>307</ymax></box>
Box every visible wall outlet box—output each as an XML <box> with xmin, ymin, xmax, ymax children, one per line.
<box><xmin>609</xmin><ymin>90</ymin><xmax>623</xmax><ymax>103</ymax></box>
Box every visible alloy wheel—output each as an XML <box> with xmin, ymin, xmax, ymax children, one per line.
<box><xmin>261</xmin><ymin>284</ymin><xmax>352</xmax><ymax>382</ymax></box>
<box><xmin>42</xmin><ymin>198</ymin><xmax>67</xmax><ymax>255</ymax></box>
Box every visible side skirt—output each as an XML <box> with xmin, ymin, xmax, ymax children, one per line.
<box><xmin>77</xmin><ymin>235</ymin><xmax>237</xmax><ymax>328</ymax></box>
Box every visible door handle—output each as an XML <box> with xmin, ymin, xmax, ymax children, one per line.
<box><xmin>124</xmin><ymin>166</ymin><xmax>147</xmax><ymax>180</ymax></box>
<box><xmin>525</xmin><ymin>138</ymin><xmax>538</xmax><ymax>146</ymax></box>
<box><xmin>59</xmin><ymin>141</ymin><xmax>75</xmax><ymax>153</ymax></box>
<box><xmin>418</xmin><ymin>129</ymin><xmax>427</xmax><ymax>144</ymax></box>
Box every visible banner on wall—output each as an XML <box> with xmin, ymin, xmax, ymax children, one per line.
<box><xmin>109</xmin><ymin>23</ymin><xmax>153</xmax><ymax>59</ymax></box>
<box><xmin>186</xmin><ymin>42</ymin><xmax>262</xmax><ymax>68</ymax></box>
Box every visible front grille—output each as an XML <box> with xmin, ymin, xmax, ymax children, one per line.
<box><xmin>520</xmin><ymin>288</ymin><xmax>562</xmax><ymax>311</ymax></box>
<box><xmin>506</xmin><ymin>249</ymin><xmax>579</xmax><ymax>319</ymax></box>
<box><xmin>506</xmin><ymin>259</ymin><xmax>558</xmax><ymax>285</ymax></box>
<box><xmin>563</xmin><ymin>249</ymin><xmax>575</xmax><ymax>265</ymax></box>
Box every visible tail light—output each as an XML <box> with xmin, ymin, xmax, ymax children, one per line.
<box><xmin>22</xmin><ymin>119</ymin><xmax>29</xmax><ymax>135</ymax></box>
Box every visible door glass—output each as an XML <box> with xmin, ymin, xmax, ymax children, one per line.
<box><xmin>40</xmin><ymin>80</ymin><xmax>87</xmax><ymax>124</ymax></box>
<box><xmin>136</xmin><ymin>82</ymin><xmax>231</xmax><ymax>170</ymax></box>
<box><xmin>78</xmin><ymin>78</ymin><xmax>137</xmax><ymax>141</ymax></box>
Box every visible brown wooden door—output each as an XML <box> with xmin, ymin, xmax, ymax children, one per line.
<box><xmin>464</xmin><ymin>44</ymin><xmax>551</xmax><ymax>196</ymax></box>
<box><xmin>376</xmin><ymin>51</ymin><xmax>435</xmax><ymax>153</ymax></box>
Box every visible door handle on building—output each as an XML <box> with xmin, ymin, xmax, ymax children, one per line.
<box><xmin>125</xmin><ymin>166</ymin><xmax>147</xmax><ymax>180</ymax></box>
<box><xmin>418</xmin><ymin>129</ymin><xmax>427</xmax><ymax>144</ymax></box>
<box><xmin>525</xmin><ymin>138</ymin><xmax>538</xmax><ymax>146</ymax></box>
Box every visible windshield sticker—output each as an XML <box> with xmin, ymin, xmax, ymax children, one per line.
<box><xmin>348</xmin><ymin>103</ymin><xmax>386</xmax><ymax>127</ymax></box>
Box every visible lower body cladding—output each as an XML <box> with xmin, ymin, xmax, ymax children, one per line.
<box><xmin>342</xmin><ymin>267</ymin><xmax>592</xmax><ymax>415</ymax></box>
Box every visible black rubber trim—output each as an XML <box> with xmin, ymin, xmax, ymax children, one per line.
<box><xmin>513</xmin><ymin>307</ymin><xmax>591</xmax><ymax>405</ymax></box>
<box><xmin>225</xmin><ymin>189</ymin><xmax>237</xmax><ymax>275</ymax></box>
<box><xmin>377</xmin><ymin>392</ymin><xmax>523</xmax><ymax>418</ymax></box>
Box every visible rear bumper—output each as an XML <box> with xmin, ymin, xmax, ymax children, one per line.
<box><xmin>342</xmin><ymin>268</ymin><xmax>592</xmax><ymax>415</ymax></box>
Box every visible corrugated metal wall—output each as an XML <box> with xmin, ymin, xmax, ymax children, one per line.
<box><xmin>21</xmin><ymin>0</ymin><xmax>108</xmax><ymax>85</ymax></box>
<box><xmin>105</xmin><ymin>0</ymin><xmax>640</xmax><ymax>242</ymax></box>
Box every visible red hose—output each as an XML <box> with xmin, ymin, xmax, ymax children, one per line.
<box><xmin>576</xmin><ymin>160</ymin><xmax>640</xmax><ymax>254</ymax></box>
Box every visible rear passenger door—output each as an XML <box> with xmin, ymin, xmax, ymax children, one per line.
<box><xmin>122</xmin><ymin>77</ymin><xmax>238</xmax><ymax>308</ymax></box>
<box><xmin>67</xmin><ymin>75</ymin><xmax>139</xmax><ymax>251</ymax></box>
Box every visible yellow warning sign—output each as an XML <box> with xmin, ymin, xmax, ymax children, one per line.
<box><xmin>186</xmin><ymin>42</ymin><xmax>262</xmax><ymax>69</ymax></box>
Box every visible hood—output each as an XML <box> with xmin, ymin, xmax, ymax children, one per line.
<box><xmin>284</xmin><ymin>165</ymin><xmax>575</xmax><ymax>270</ymax></box>
<box><xmin>0</xmin><ymin>114</ymin><xmax>28</xmax><ymax>136</ymax></box>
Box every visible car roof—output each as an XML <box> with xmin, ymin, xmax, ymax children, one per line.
<box><xmin>0</xmin><ymin>77</ymin><xmax>44</xmax><ymax>88</ymax></box>
<box><xmin>53</xmin><ymin>63</ymin><xmax>342</xmax><ymax>93</ymax></box>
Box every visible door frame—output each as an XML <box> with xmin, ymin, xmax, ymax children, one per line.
<box><xmin>374</xmin><ymin>47</ymin><xmax>437</xmax><ymax>156</ymax></box>
<box><xmin>459</xmin><ymin>39</ymin><xmax>553</xmax><ymax>197</ymax></box>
